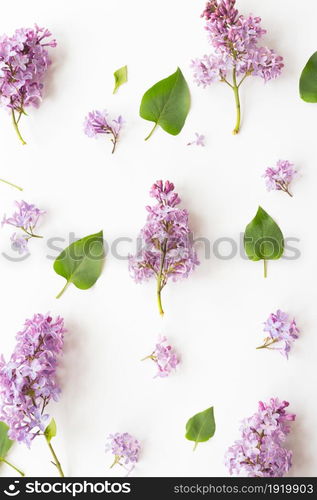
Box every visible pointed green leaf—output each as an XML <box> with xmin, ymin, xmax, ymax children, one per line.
<box><xmin>53</xmin><ymin>230</ymin><xmax>104</xmax><ymax>298</ymax></box>
<box><xmin>113</xmin><ymin>65</ymin><xmax>128</xmax><ymax>94</ymax></box>
<box><xmin>185</xmin><ymin>407</ymin><xmax>216</xmax><ymax>450</ymax></box>
<box><xmin>0</xmin><ymin>422</ymin><xmax>13</xmax><ymax>459</ymax></box>
<box><xmin>140</xmin><ymin>67</ymin><xmax>191</xmax><ymax>140</ymax></box>
<box><xmin>244</xmin><ymin>207</ymin><xmax>284</xmax><ymax>263</ymax></box>
<box><xmin>44</xmin><ymin>418</ymin><xmax>57</xmax><ymax>443</ymax></box>
<box><xmin>300</xmin><ymin>52</ymin><xmax>317</xmax><ymax>102</ymax></box>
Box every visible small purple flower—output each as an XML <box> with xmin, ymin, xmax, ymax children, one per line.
<box><xmin>192</xmin><ymin>1</ymin><xmax>283</xmax><ymax>134</ymax></box>
<box><xmin>84</xmin><ymin>110</ymin><xmax>123</xmax><ymax>153</ymax></box>
<box><xmin>10</xmin><ymin>233</ymin><xmax>28</xmax><ymax>254</ymax></box>
<box><xmin>106</xmin><ymin>433</ymin><xmax>141</xmax><ymax>475</ymax></box>
<box><xmin>263</xmin><ymin>160</ymin><xmax>296</xmax><ymax>197</ymax></box>
<box><xmin>0</xmin><ymin>314</ymin><xmax>66</xmax><ymax>447</ymax></box>
<box><xmin>2</xmin><ymin>200</ymin><xmax>45</xmax><ymax>254</ymax></box>
<box><xmin>129</xmin><ymin>181</ymin><xmax>199</xmax><ymax>315</ymax></box>
<box><xmin>142</xmin><ymin>336</ymin><xmax>180</xmax><ymax>378</ymax></box>
<box><xmin>0</xmin><ymin>25</ymin><xmax>56</xmax><ymax>144</ymax></box>
<box><xmin>187</xmin><ymin>133</ymin><xmax>206</xmax><ymax>147</ymax></box>
<box><xmin>225</xmin><ymin>398</ymin><xmax>296</xmax><ymax>477</ymax></box>
<box><xmin>257</xmin><ymin>310</ymin><xmax>299</xmax><ymax>359</ymax></box>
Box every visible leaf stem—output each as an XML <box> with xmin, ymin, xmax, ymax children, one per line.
<box><xmin>144</xmin><ymin>123</ymin><xmax>158</xmax><ymax>141</ymax></box>
<box><xmin>11</xmin><ymin>109</ymin><xmax>26</xmax><ymax>145</ymax></box>
<box><xmin>45</xmin><ymin>438</ymin><xmax>65</xmax><ymax>477</ymax></box>
<box><xmin>263</xmin><ymin>259</ymin><xmax>267</xmax><ymax>278</ymax></box>
<box><xmin>56</xmin><ymin>281</ymin><xmax>70</xmax><ymax>299</ymax></box>
<box><xmin>232</xmin><ymin>68</ymin><xmax>241</xmax><ymax>135</ymax></box>
<box><xmin>193</xmin><ymin>441</ymin><xmax>199</xmax><ymax>451</ymax></box>
<box><xmin>0</xmin><ymin>458</ymin><xmax>25</xmax><ymax>476</ymax></box>
<box><xmin>0</xmin><ymin>178</ymin><xmax>23</xmax><ymax>191</ymax></box>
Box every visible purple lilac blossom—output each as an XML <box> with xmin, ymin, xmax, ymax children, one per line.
<box><xmin>0</xmin><ymin>25</ymin><xmax>56</xmax><ymax>144</ymax></box>
<box><xmin>192</xmin><ymin>1</ymin><xmax>283</xmax><ymax>134</ymax></box>
<box><xmin>84</xmin><ymin>110</ymin><xmax>123</xmax><ymax>153</ymax></box>
<box><xmin>128</xmin><ymin>181</ymin><xmax>199</xmax><ymax>315</ymax></box>
<box><xmin>10</xmin><ymin>233</ymin><xmax>28</xmax><ymax>254</ymax></box>
<box><xmin>0</xmin><ymin>314</ymin><xmax>65</xmax><ymax>447</ymax></box>
<box><xmin>2</xmin><ymin>200</ymin><xmax>45</xmax><ymax>254</ymax></box>
<box><xmin>225</xmin><ymin>398</ymin><xmax>296</xmax><ymax>477</ymax></box>
<box><xmin>257</xmin><ymin>310</ymin><xmax>299</xmax><ymax>359</ymax></box>
<box><xmin>143</xmin><ymin>336</ymin><xmax>180</xmax><ymax>378</ymax></box>
<box><xmin>187</xmin><ymin>133</ymin><xmax>205</xmax><ymax>146</ymax></box>
<box><xmin>263</xmin><ymin>160</ymin><xmax>296</xmax><ymax>197</ymax></box>
<box><xmin>106</xmin><ymin>433</ymin><xmax>141</xmax><ymax>475</ymax></box>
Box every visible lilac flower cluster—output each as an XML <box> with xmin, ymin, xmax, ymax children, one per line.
<box><xmin>263</xmin><ymin>160</ymin><xmax>296</xmax><ymax>197</ymax></box>
<box><xmin>2</xmin><ymin>200</ymin><xmax>45</xmax><ymax>254</ymax></box>
<box><xmin>192</xmin><ymin>0</ymin><xmax>283</xmax><ymax>133</ymax></box>
<box><xmin>257</xmin><ymin>310</ymin><xmax>299</xmax><ymax>359</ymax></box>
<box><xmin>84</xmin><ymin>110</ymin><xmax>123</xmax><ymax>153</ymax></box>
<box><xmin>128</xmin><ymin>180</ymin><xmax>199</xmax><ymax>315</ymax></box>
<box><xmin>143</xmin><ymin>336</ymin><xmax>180</xmax><ymax>378</ymax></box>
<box><xmin>0</xmin><ymin>25</ymin><xmax>56</xmax><ymax>144</ymax></box>
<box><xmin>0</xmin><ymin>314</ymin><xmax>65</xmax><ymax>447</ymax></box>
<box><xmin>225</xmin><ymin>398</ymin><xmax>296</xmax><ymax>477</ymax></box>
<box><xmin>106</xmin><ymin>433</ymin><xmax>141</xmax><ymax>475</ymax></box>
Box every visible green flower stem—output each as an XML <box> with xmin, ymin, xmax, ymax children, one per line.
<box><xmin>256</xmin><ymin>338</ymin><xmax>279</xmax><ymax>350</ymax></box>
<box><xmin>110</xmin><ymin>455</ymin><xmax>121</xmax><ymax>469</ymax></box>
<box><xmin>45</xmin><ymin>438</ymin><xmax>65</xmax><ymax>477</ymax></box>
<box><xmin>232</xmin><ymin>68</ymin><xmax>241</xmax><ymax>135</ymax></box>
<box><xmin>0</xmin><ymin>178</ymin><xmax>23</xmax><ymax>191</ymax></box>
<box><xmin>0</xmin><ymin>458</ymin><xmax>25</xmax><ymax>477</ymax></box>
<box><xmin>156</xmin><ymin>240</ymin><xmax>167</xmax><ymax>316</ymax></box>
<box><xmin>264</xmin><ymin>259</ymin><xmax>267</xmax><ymax>278</ymax></box>
<box><xmin>11</xmin><ymin>109</ymin><xmax>26</xmax><ymax>145</ymax></box>
<box><xmin>21</xmin><ymin>227</ymin><xmax>43</xmax><ymax>239</ymax></box>
<box><xmin>56</xmin><ymin>281</ymin><xmax>70</xmax><ymax>299</ymax></box>
<box><xmin>144</xmin><ymin>123</ymin><xmax>158</xmax><ymax>141</ymax></box>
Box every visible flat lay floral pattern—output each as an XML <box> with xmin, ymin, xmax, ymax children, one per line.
<box><xmin>0</xmin><ymin>0</ymin><xmax>313</xmax><ymax>479</ymax></box>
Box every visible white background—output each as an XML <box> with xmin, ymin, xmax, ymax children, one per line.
<box><xmin>0</xmin><ymin>0</ymin><xmax>316</xmax><ymax>478</ymax></box>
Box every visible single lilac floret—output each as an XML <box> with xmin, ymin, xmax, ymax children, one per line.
<box><xmin>0</xmin><ymin>25</ymin><xmax>56</xmax><ymax>144</ymax></box>
<box><xmin>187</xmin><ymin>133</ymin><xmax>206</xmax><ymax>147</ymax></box>
<box><xmin>0</xmin><ymin>314</ymin><xmax>66</xmax><ymax>447</ymax></box>
<box><xmin>263</xmin><ymin>160</ymin><xmax>296</xmax><ymax>197</ymax></box>
<box><xmin>84</xmin><ymin>110</ymin><xmax>123</xmax><ymax>153</ymax></box>
<box><xmin>106</xmin><ymin>432</ymin><xmax>141</xmax><ymax>475</ymax></box>
<box><xmin>257</xmin><ymin>310</ymin><xmax>299</xmax><ymax>359</ymax></box>
<box><xmin>225</xmin><ymin>398</ymin><xmax>296</xmax><ymax>477</ymax></box>
<box><xmin>128</xmin><ymin>181</ymin><xmax>199</xmax><ymax>315</ymax></box>
<box><xmin>143</xmin><ymin>336</ymin><xmax>180</xmax><ymax>378</ymax></box>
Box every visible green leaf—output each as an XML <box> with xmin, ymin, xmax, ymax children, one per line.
<box><xmin>113</xmin><ymin>65</ymin><xmax>128</xmax><ymax>94</ymax></box>
<box><xmin>185</xmin><ymin>407</ymin><xmax>216</xmax><ymax>450</ymax></box>
<box><xmin>244</xmin><ymin>207</ymin><xmax>284</xmax><ymax>277</ymax></box>
<box><xmin>300</xmin><ymin>52</ymin><xmax>317</xmax><ymax>102</ymax></box>
<box><xmin>0</xmin><ymin>421</ymin><xmax>13</xmax><ymax>459</ymax></box>
<box><xmin>44</xmin><ymin>418</ymin><xmax>57</xmax><ymax>443</ymax></box>
<box><xmin>140</xmin><ymin>67</ymin><xmax>191</xmax><ymax>140</ymax></box>
<box><xmin>53</xmin><ymin>230</ymin><xmax>104</xmax><ymax>298</ymax></box>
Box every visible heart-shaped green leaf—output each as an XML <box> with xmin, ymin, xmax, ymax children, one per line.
<box><xmin>0</xmin><ymin>421</ymin><xmax>13</xmax><ymax>459</ymax></box>
<box><xmin>54</xmin><ymin>230</ymin><xmax>104</xmax><ymax>298</ymax></box>
<box><xmin>244</xmin><ymin>207</ymin><xmax>284</xmax><ymax>277</ymax></box>
<box><xmin>300</xmin><ymin>52</ymin><xmax>317</xmax><ymax>102</ymax></box>
<box><xmin>44</xmin><ymin>418</ymin><xmax>57</xmax><ymax>443</ymax></box>
<box><xmin>185</xmin><ymin>407</ymin><xmax>216</xmax><ymax>450</ymax></box>
<box><xmin>113</xmin><ymin>65</ymin><xmax>128</xmax><ymax>94</ymax></box>
<box><xmin>140</xmin><ymin>67</ymin><xmax>191</xmax><ymax>140</ymax></box>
